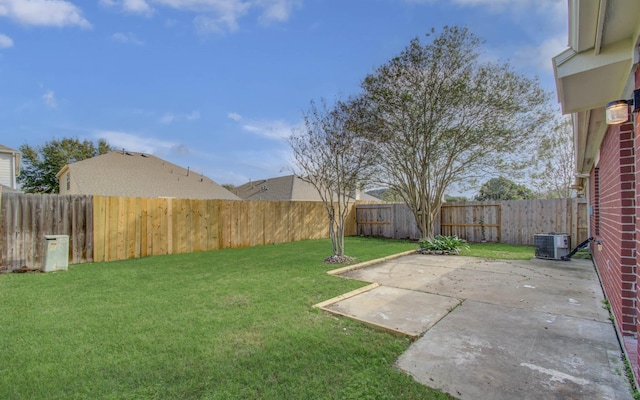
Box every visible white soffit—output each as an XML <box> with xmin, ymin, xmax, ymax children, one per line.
<box><xmin>555</xmin><ymin>0</ymin><xmax>640</xmax><ymax>114</ymax></box>
<box><xmin>554</xmin><ymin>38</ymin><xmax>634</xmax><ymax>114</ymax></box>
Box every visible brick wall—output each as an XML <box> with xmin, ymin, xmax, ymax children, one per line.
<box><xmin>635</xmin><ymin>67</ymin><xmax>640</xmax><ymax>377</ymax></box>
<box><xmin>592</xmin><ymin>120</ymin><xmax>636</xmax><ymax>336</ymax></box>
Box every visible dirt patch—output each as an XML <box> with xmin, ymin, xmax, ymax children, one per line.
<box><xmin>324</xmin><ymin>255</ymin><xmax>355</xmax><ymax>264</ymax></box>
<box><xmin>0</xmin><ymin>265</ymin><xmax>41</xmax><ymax>274</ymax></box>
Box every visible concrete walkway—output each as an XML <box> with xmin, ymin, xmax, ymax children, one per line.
<box><xmin>318</xmin><ymin>254</ymin><xmax>634</xmax><ymax>400</ymax></box>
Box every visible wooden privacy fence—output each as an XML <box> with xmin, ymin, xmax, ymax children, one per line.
<box><xmin>501</xmin><ymin>198</ymin><xmax>588</xmax><ymax>246</ymax></box>
<box><xmin>2</xmin><ymin>192</ymin><xmax>588</xmax><ymax>269</ymax></box>
<box><xmin>0</xmin><ymin>192</ymin><xmax>93</xmax><ymax>268</ymax></box>
<box><xmin>356</xmin><ymin>203</ymin><xmax>423</xmax><ymax>239</ymax></box>
<box><xmin>440</xmin><ymin>202</ymin><xmax>501</xmax><ymax>242</ymax></box>
<box><xmin>92</xmin><ymin>197</ymin><xmax>354</xmax><ymax>262</ymax></box>
<box><xmin>357</xmin><ymin>198</ymin><xmax>588</xmax><ymax>246</ymax></box>
<box><xmin>440</xmin><ymin>199</ymin><xmax>588</xmax><ymax>245</ymax></box>
<box><xmin>1</xmin><ymin>192</ymin><xmax>357</xmax><ymax>269</ymax></box>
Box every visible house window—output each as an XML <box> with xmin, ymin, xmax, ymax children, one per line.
<box><xmin>593</xmin><ymin>167</ymin><xmax>600</xmax><ymax>236</ymax></box>
<box><xmin>66</xmin><ymin>173</ymin><xmax>70</xmax><ymax>191</ymax></box>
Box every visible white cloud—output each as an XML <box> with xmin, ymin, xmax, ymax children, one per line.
<box><xmin>160</xmin><ymin>110</ymin><xmax>200</xmax><ymax>124</ymax></box>
<box><xmin>99</xmin><ymin>0</ymin><xmax>299</xmax><ymax>34</ymax></box>
<box><xmin>111</xmin><ymin>32</ymin><xmax>145</xmax><ymax>45</ymax></box>
<box><xmin>42</xmin><ymin>90</ymin><xmax>57</xmax><ymax>108</ymax></box>
<box><xmin>404</xmin><ymin>0</ymin><xmax>566</xmax><ymax>27</ymax></box>
<box><xmin>228</xmin><ymin>112</ymin><xmax>299</xmax><ymax>140</ymax></box>
<box><xmin>123</xmin><ymin>0</ymin><xmax>154</xmax><ymax>15</ymax></box>
<box><xmin>227</xmin><ymin>112</ymin><xmax>242</xmax><ymax>121</ymax></box>
<box><xmin>256</xmin><ymin>0</ymin><xmax>301</xmax><ymax>25</ymax></box>
<box><xmin>233</xmin><ymin>148</ymin><xmax>292</xmax><ymax>176</ymax></box>
<box><xmin>94</xmin><ymin>130</ymin><xmax>179</xmax><ymax>154</ymax></box>
<box><xmin>0</xmin><ymin>33</ymin><xmax>12</xmax><ymax>48</ymax></box>
<box><xmin>405</xmin><ymin>0</ymin><xmax>563</xmax><ymax>14</ymax></box>
<box><xmin>241</xmin><ymin>118</ymin><xmax>300</xmax><ymax>140</ymax></box>
<box><xmin>515</xmin><ymin>35</ymin><xmax>567</xmax><ymax>75</ymax></box>
<box><xmin>172</xmin><ymin>143</ymin><xmax>191</xmax><ymax>155</ymax></box>
<box><xmin>193</xmin><ymin>14</ymin><xmax>241</xmax><ymax>34</ymax></box>
<box><xmin>0</xmin><ymin>0</ymin><xmax>91</xmax><ymax>28</ymax></box>
<box><xmin>100</xmin><ymin>0</ymin><xmax>154</xmax><ymax>16</ymax></box>
<box><xmin>186</xmin><ymin>110</ymin><xmax>200</xmax><ymax>121</ymax></box>
<box><xmin>152</xmin><ymin>0</ymin><xmax>252</xmax><ymax>15</ymax></box>
<box><xmin>160</xmin><ymin>113</ymin><xmax>175</xmax><ymax>124</ymax></box>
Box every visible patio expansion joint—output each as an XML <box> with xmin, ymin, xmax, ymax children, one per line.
<box><xmin>313</xmin><ymin>282</ymin><xmax>381</xmax><ymax>309</ymax></box>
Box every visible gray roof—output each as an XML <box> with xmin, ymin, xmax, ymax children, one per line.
<box><xmin>0</xmin><ymin>144</ymin><xmax>20</xmax><ymax>154</ymax></box>
<box><xmin>57</xmin><ymin>151</ymin><xmax>240</xmax><ymax>200</ymax></box>
<box><xmin>234</xmin><ymin>175</ymin><xmax>380</xmax><ymax>202</ymax></box>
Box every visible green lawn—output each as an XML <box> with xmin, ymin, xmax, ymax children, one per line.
<box><xmin>461</xmin><ymin>242</ymin><xmax>535</xmax><ymax>260</ymax></box>
<box><xmin>0</xmin><ymin>237</ymin><xmax>453</xmax><ymax>400</ymax></box>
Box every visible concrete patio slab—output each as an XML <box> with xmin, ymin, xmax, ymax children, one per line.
<box><xmin>396</xmin><ymin>300</ymin><xmax>631</xmax><ymax>400</ymax></box>
<box><xmin>322</xmin><ymin>254</ymin><xmax>635</xmax><ymax>399</ymax></box>
<box><xmin>320</xmin><ymin>285</ymin><xmax>461</xmax><ymax>338</ymax></box>
<box><xmin>342</xmin><ymin>255</ymin><xmax>610</xmax><ymax>321</ymax></box>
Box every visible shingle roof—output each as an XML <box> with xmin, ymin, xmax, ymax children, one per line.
<box><xmin>56</xmin><ymin>151</ymin><xmax>240</xmax><ymax>200</ymax></box>
<box><xmin>234</xmin><ymin>175</ymin><xmax>317</xmax><ymax>201</ymax></box>
<box><xmin>0</xmin><ymin>145</ymin><xmax>20</xmax><ymax>154</ymax></box>
<box><xmin>234</xmin><ymin>175</ymin><xmax>381</xmax><ymax>202</ymax></box>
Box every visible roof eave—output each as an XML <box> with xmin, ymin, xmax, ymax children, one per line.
<box><xmin>554</xmin><ymin>37</ymin><xmax>635</xmax><ymax>114</ymax></box>
<box><xmin>56</xmin><ymin>164</ymin><xmax>70</xmax><ymax>179</ymax></box>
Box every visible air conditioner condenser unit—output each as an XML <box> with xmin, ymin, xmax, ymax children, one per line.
<box><xmin>534</xmin><ymin>233</ymin><xmax>570</xmax><ymax>260</ymax></box>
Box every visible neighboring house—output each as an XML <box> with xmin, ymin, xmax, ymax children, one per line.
<box><xmin>56</xmin><ymin>150</ymin><xmax>240</xmax><ymax>200</ymax></box>
<box><xmin>553</xmin><ymin>0</ymin><xmax>640</xmax><ymax>381</ymax></box>
<box><xmin>0</xmin><ymin>144</ymin><xmax>21</xmax><ymax>193</ymax></box>
<box><xmin>234</xmin><ymin>175</ymin><xmax>380</xmax><ymax>202</ymax></box>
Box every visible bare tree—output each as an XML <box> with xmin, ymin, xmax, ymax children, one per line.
<box><xmin>289</xmin><ymin>98</ymin><xmax>377</xmax><ymax>262</ymax></box>
<box><xmin>530</xmin><ymin>116</ymin><xmax>575</xmax><ymax>198</ymax></box>
<box><xmin>360</xmin><ymin>26</ymin><xmax>550</xmax><ymax>240</ymax></box>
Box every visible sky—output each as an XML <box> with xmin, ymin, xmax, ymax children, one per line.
<box><xmin>0</xmin><ymin>0</ymin><xmax>569</xmax><ymax>191</ymax></box>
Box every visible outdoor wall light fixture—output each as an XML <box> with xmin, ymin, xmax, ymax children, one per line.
<box><xmin>605</xmin><ymin>89</ymin><xmax>640</xmax><ymax>125</ymax></box>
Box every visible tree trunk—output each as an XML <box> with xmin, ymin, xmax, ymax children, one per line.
<box><xmin>417</xmin><ymin>203</ymin><xmax>438</xmax><ymax>241</ymax></box>
<box><xmin>336</xmin><ymin>216</ymin><xmax>346</xmax><ymax>256</ymax></box>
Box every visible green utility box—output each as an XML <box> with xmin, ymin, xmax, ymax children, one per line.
<box><xmin>43</xmin><ymin>235</ymin><xmax>69</xmax><ymax>272</ymax></box>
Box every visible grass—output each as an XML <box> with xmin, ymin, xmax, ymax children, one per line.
<box><xmin>0</xmin><ymin>237</ymin><xmax>453</xmax><ymax>400</ymax></box>
<box><xmin>460</xmin><ymin>242</ymin><xmax>535</xmax><ymax>260</ymax></box>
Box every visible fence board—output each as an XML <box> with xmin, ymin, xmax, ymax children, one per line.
<box><xmin>441</xmin><ymin>199</ymin><xmax>588</xmax><ymax>245</ymax></box>
<box><xmin>0</xmin><ymin>193</ymin><xmax>93</xmax><ymax>269</ymax></box>
<box><xmin>86</xmin><ymin>198</ymin><xmax>349</xmax><ymax>263</ymax></box>
<box><xmin>356</xmin><ymin>203</ymin><xmax>422</xmax><ymax>239</ymax></box>
<box><xmin>2</xmin><ymin>193</ymin><xmax>589</xmax><ymax>268</ymax></box>
<box><xmin>356</xmin><ymin>199</ymin><xmax>588</xmax><ymax>246</ymax></box>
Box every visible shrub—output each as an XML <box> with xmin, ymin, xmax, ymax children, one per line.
<box><xmin>419</xmin><ymin>235</ymin><xmax>469</xmax><ymax>254</ymax></box>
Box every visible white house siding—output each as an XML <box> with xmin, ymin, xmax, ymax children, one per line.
<box><xmin>0</xmin><ymin>153</ymin><xmax>13</xmax><ymax>188</ymax></box>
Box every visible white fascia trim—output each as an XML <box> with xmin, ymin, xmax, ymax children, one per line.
<box><xmin>568</xmin><ymin>0</ymin><xmax>580</xmax><ymax>50</ymax></box>
<box><xmin>555</xmin><ymin>38</ymin><xmax>632</xmax><ymax>79</ymax></box>
<box><xmin>553</xmin><ymin>47</ymin><xmax>577</xmax><ymax>104</ymax></box>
